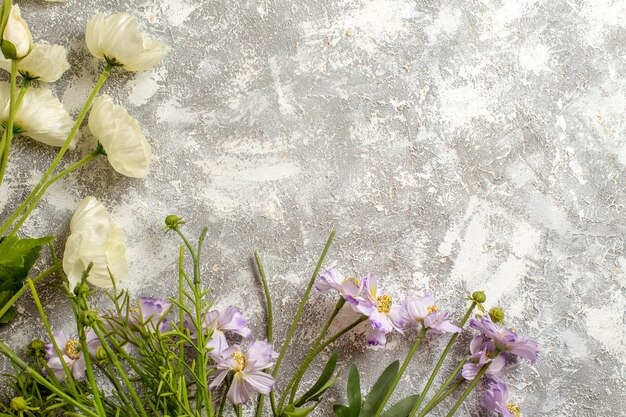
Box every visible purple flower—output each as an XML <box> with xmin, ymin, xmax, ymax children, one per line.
<box><xmin>209</xmin><ymin>341</ymin><xmax>277</xmax><ymax>404</ymax></box>
<box><xmin>354</xmin><ymin>274</ymin><xmax>405</xmax><ymax>346</ymax></box>
<box><xmin>470</xmin><ymin>318</ymin><xmax>538</xmax><ymax>363</ymax></box>
<box><xmin>482</xmin><ymin>379</ymin><xmax>521</xmax><ymax>417</ymax></box>
<box><xmin>462</xmin><ymin>335</ymin><xmax>505</xmax><ymax>380</ymax></box>
<box><xmin>315</xmin><ymin>267</ymin><xmax>363</xmax><ymax>303</ymax></box>
<box><xmin>184</xmin><ymin>306</ymin><xmax>251</xmax><ymax>356</ymax></box>
<box><xmin>44</xmin><ymin>330</ymin><xmax>100</xmax><ymax>381</ymax></box>
<box><xmin>129</xmin><ymin>297</ymin><xmax>172</xmax><ymax>332</ymax></box>
<box><xmin>401</xmin><ymin>294</ymin><xmax>462</xmax><ymax>334</ymax></box>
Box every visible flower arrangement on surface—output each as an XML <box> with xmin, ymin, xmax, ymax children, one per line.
<box><xmin>0</xmin><ymin>1</ymin><xmax>538</xmax><ymax>416</ymax></box>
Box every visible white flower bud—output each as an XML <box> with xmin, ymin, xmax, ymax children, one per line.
<box><xmin>1</xmin><ymin>5</ymin><xmax>32</xmax><ymax>59</ymax></box>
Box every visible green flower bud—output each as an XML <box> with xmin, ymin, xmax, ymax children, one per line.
<box><xmin>74</xmin><ymin>282</ymin><xmax>89</xmax><ymax>297</ymax></box>
<box><xmin>80</xmin><ymin>310</ymin><xmax>98</xmax><ymax>327</ymax></box>
<box><xmin>472</xmin><ymin>291</ymin><xmax>486</xmax><ymax>304</ymax></box>
<box><xmin>27</xmin><ymin>339</ymin><xmax>46</xmax><ymax>357</ymax></box>
<box><xmin>10</xmin><ymin>396</ymin><xmax>28</xmax><ymax>412</ymax></box>
<box><xmin>162</xmin><ymin>214</ymin><xmax>186</xmax><ymax>232</ymax></box>
<box><xmin>95</xmin><ymin>346</ymin><xmax>108</xmax><ymax>362</ymax></box>
<box><xmin>489</xmin><ymin>307</ymin><xmax>505</xmax><ymax>324</ymax></box>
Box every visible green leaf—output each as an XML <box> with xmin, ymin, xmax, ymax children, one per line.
<box><xmin>360</xmin><ymin>361</ymin><xmax>400</xmax><ymax>417</ymax></box>
<box><xmin>0</xmin><ymin>236</ymin><xmax>54</xmax><ymax>294</ymax></box>
<box><xmin>282</xmin><ymin>402</ymin><xmax>319</xmax><ymax>417</ymax></box>
<box><xmin>0</xmin><ymin>291</ymin><xmax>16</xmax><ymax>324</ymax></box>
<box><xmin>295</xmin><ymin>351</ymin><xmax>338</xmax><ymax>406</ymax></box>
<box><xmin>380</xmin><ymin>395</ymin><xmax>420</xmax><ymax>417</ymax></box>
<box><xmin>347</xmin><ymin>364</ymin><xmax>361</xmax><ymax>411</ymax></box>
<box><xmin>333</xmin><ymin>404</ymin><xmax>352</xmax><ymax>417</ymax></box>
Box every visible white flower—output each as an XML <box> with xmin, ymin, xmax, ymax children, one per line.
<box><xmin>86</xmin><ymin>12</ymin><xmax>168</xmax><ymax>72</ymax></box>
<box><xmin>0</xmin><ymin>43</ymin><xmax>70</xmax><ymax>82</ymax></box>
<box><xmin>63</xmin><ymin>196</ymin><xmax>128</xmax><ymax>291</ymax></box>
<box><xmin>1</xmin><ymin>5</ymin><xmax>32</xmax><ymax>59</ymax></box>
<box><xmin>88</xmin><ymin>95</ymin><xmax>151</xmax><ymax>178</ymax></box>
<box><xmin>0</xmin><ymin>82</ymin><xmax>75</xmax><ymax>148</ymax></box>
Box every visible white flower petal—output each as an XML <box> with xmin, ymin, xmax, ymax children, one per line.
<box><xmin>63</xmin><ymin>197</ymin><xmax>128</xmax><ymax>290</ymax></box>
<box><xmin>85</xmin><ymin>12</ymin><xmax>168</xmax><ymax>72</ymax></box>
<box><xmin>0</xmin><ymin>82</ymin><xmax>74</xmax><ymax>147</ymax></box>
<box><xmin>0</xmin><ymin>43</ymin><xmax>70</xmax><ymax>82</ymax></box>
<box><xmin>2</xmin><ymin>5</ymin><xmax>32</xmax><ymax>59</ymax></box>
<box><xmin>89</xmin><ymin>95</ymin><xmax>152</xmax><ymax>178</ymax></box>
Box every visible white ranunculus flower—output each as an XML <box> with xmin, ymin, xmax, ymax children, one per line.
<box><xmin>0</xmin><ymin>43</ymin><xmax>70</xmax><ymax>82</ymax></box>
<box><xmin>63</xmin><ymin>196</ymin><xmax>128</xmax><ymax>291</ymax></box>
<box><xmin>85</xmin><ymin>12</ymin><xmax>169</xmax><ymax>72</ymax></box>
<box><xmin>88</xmin><ymin>95</ymin><xmax>151</xmax><ymax>178</ymax></box>
<box><xmin>0</xmin><ymin>82</ymin><xmax>75</xmax><ymax>148</ymax></box>
<box><xmin>1</xmin><ymin>5</ymin><xmax>32</xmax><ymax>59</ymax></box>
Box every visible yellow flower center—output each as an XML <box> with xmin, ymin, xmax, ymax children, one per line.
<box><xmin>232</xmin><ymin>351</ymin><xmax>246</xmax><ymax>371</ymax></box>
<box><xmin>427</xmin><ymin>305</ymin><xmax>439</xmax><ymax>314</ymax></box>
<box><xmin>485</xmin><ymin>351</ymin><xmax>494</xmax><ymax>359</ymax></box>
<box><xmin>377</xmin><ymin>295</ymin><xmax>392</xmax><ymax>313</ymax></box>
<box><xmin>506</xmin><ymin>403</ymin><xmax>520</xmax><ymax>417</ymax></box>
<box><xmin>64</xmin><ymin>339</ymin><xmax>81</xmax><ymax>360</ymax></box>
<box><xmin>130</xmin><ymin>307</ymin><xmax>140</xmax><ymax>314</ymax></box>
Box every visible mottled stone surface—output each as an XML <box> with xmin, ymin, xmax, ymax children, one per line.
<box><xmin>1</xmin><ymin>0</ymin><xmax>625</xmax><ymax>416</ymax></box>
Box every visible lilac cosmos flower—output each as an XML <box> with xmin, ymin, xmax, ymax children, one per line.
<box><xmin>44</xmin><ymin>330</ymin><xmax>100</xmax><ymax>380</ymax></box>
<box><xmin>315</xmin><ymin>267</ymin><xmax>363</xmax><ymax>303</ymax></box>
<box><xmin>184</xmin><ymin>306</ymin><xmax>251</xmax><ymax>356</ymax></box>
<box><xmin>354</xmin><ymin>274</ymin><xmax>405</xmax><ymax>346</ymax></box>
<box><xmin>129</xmin><ymin>297</ymin><xmax>172</xmax><ymax>332</ymax></box>
<box><xmin>209</xmin><ymin>341</ymin><xmax>277</xmax><ymax>404</ymax></box>
<box><xmin>482</xmin><ymin>379</ymin><xmax>521</xmax><ymax>417</ymax></box>
<box><xmin>470</xmin><ymin>318</ymin><xmax>538</xmax><ymax>363</ymax></box>
<box><xmin>462</xmin><ymin>335</ymin><xmax>505</xmax><ymax>380</ymax></box>
<box><xmin>401</xmin><ymin>294</ymin><xmax>461</xmax><ymax>334</ymax></box>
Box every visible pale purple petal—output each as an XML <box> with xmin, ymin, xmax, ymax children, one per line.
<box><xmin>243</xmin><ymin>370</ymin><xmax>275</xmax><ymax>394</ymax></box>
<box><xmin>206</xmin><ymin>330</ymin><xmax>229</xmax><ymax>356</ymax></box>
<box><xmin>367</xmin><ymin>329</ymin><xmax>387</xmax><ymax>346</ymax></box>
<box><xmin>245</xmin><ymin>341</ymin><xmax>277</xmax><ymax>371</ymax></box>
<box><xmin>228</xmin><ymin>375</ymin><xmax>251</xmax><ymax>404</ymax></box>
<box><xmin>72</xmin><ymin>355</ymin><xmax>86</xmax><ymax>380</ymax></box>
<box><xmin>218</xmin><ymin>307</ymin><xmax>251</xmax><ymax>338</ymax></box>
<box><xmin>209</xmin><ymin>370</ymin><xmax>230</xmax><ymax>389</ymax></box>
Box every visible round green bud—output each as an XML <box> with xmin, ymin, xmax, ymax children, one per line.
<box><xmin>80</xmin><ymin>310</ymin><xmax>98</xmax><ymax>327</ymax></box>
<box><xmin>10</xmin><ymin>396</ymin><xmax>28</xmax><ymax>412</ymax></box>
<box><xmin>95</xmin><ymin>346</ymin><xmax>108</xmax><ymax>362</ymax></box>
<box><xmin>165</xmin><ymin>215</ymin><xmax>181</xmax><ymax>227</ymax></box>
<box><xmin>489</xmin><ymin>307</ymin><xmax>505</xmax><ymax>324</ymax></box>
<box><xmin>472</xmin><ymin>291</ymin><xmax>486</xmax><ymax>303</ymax></box>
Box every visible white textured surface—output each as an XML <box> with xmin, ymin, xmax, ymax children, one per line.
<box><xmin>1</xmin><ymin>0</ymin><xmax>625</xmax><ymax>416</ymax></box>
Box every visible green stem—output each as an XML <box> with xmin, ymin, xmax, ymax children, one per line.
<box><xmin>309</xmin><ymin>315</ymin><xmax>367</xmax><ymax>359</ymax></box>
<box><xmin>416</xmin><ymin>358</ymin><xmax>467</xmax><ymax>417</ymax></box>
<box><xmin>235</xmin><ymin>404</ymin><xmax>242</xmax><ymax>417</ymax></box>
<box><xmin>419</xmin><ymin>379</ymin><xmax>464</xmax><ymax>416</ymax></box>
<box><xmin>272</xmin><ymin>231</ymin><xmax>336</xmax><ymax>382</ymax></box>
<box><xmin>255</xmin><ymin>252</ymin><xmax>273</xmax><ymax>417</ymax></box>
<box><xmin>374</xmin><ymin>326</ymin><xmax>428</xmax><ymax>417</ymax></box>
<box><xmin>78</xmin><ymin>326</ymin><xmax>107</xmax><ymax>416</ymax></box>
<box><xmin>408</xmin><ymin>301</ymin><xmax>478</xmax><ymax>417</ymax></box>
<box><xmin>27</xmin><ymin>279</ymin><xmax>79</xmax><ymax>395</ymax></box>
<box><xmin>0</xmin><ymin>60</ymin><xmax>19</xmax><ymax>187</ymax></box>
<box><xmin>0</xmin><ymin>263</ymin><xmax>58</xmax><ymax>319</ymax></box>
<box><xmin>0</xmin><ymin>342</ymin><xmax>100</xmax><ymax>417</ymax></box>
<box><xmin>284</xmin><ymin>297</ymin><xmax>346</xmax><ymax>406</ymax></box>
<box><xmin>176</xmin><ymin>246</ymin><xmax>186</xmax><ymax>376</ymax></box>
<box><xmin>217</xmin><ymin>377</ymin><xmax>232</xmax><ymax>417</ymax></box>
<box><xmin>444</xmin><ymin>358</ymin><xmax>496</xmax><ymax>417</ymax></box>
<box><xmin>9</xmin><ymin>150</ymin><xmax>101</xmax><ymax>235</ymax></box>
<box><xmin>0</xmin><ymin>63</ymin><xmax>112</xmax><ymax>236</ymax></box>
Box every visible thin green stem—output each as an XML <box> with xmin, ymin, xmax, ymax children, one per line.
<box><xmin>0</xmin><ymin>63</ymin><xmax>112</xmax><ymax>236</ymax></box>
<box><xmin>255</xmin><ymin>252</ymin><xmax>273</xmax><ymax>417</ymax></box>
<box><xmin>177</xmin><ymin>246</ymin><xmax>186</xmax><ymax>376</ymax></box>
<box><xmin>0</xmin><ymin>60</ymin><xmax>19</xmax><ymax>187</ymax></box>
<box><xmin>416</xmin><ymin>357</ymin><xmax>467</xmax><ymax>417</ymax></box>
<box><xmin>78</xmin><ymin>326</ymin><xmax>107</xmax><ymax>416</ymax></box>
<box><xmin>408</xmin><ymin>301</ymin><xmax>478</xmax><ymax>417</ymax></box>
<box><xmin>27</xmin><ymin>279</ymin><xmax>79</xmax><ymax>395</ymax></box>
<box><xmin>374</xmin><ymin>326</ymin><xmax>428</xmax><ymax>417</ymax></box>
<box><xmin>444</xmin><ymin>358</ymin><xmax>496</xmax><ymax>417</ymax></box>
<box><xmin>310</xmin><ymin>315</ymin><xmax>367</xmax><ymax>358</ymax></box>
<box><xmin>9</xmin><ymin>150</ymin><xmax>101</xmax><ymax>235</ymax></box>
<box><xmin>272</xmin><ymin>230</ymin><xmax>336</xmax><ymax>382</ymax></box>
<box><xmin>235</xmin><ymin>404</ymin><xmax>242</xmax><ymax>417</ymax></box>
<box><xmin>419</xmin><ymin>379</ymin><xmax>464</xmax><ymax>416</ymax></box>
<box><xmin>217</xmin><ymin>379</ymin><xmax>230</xmax><ymax>417</ymax></box>
<box><xmin>0</xmin><ymin>262</ymin><xmax>59</xmax><ymax>319</ymax></box>
<box><xmin>0</xmin><ymin>342</ymin><xmax>99</xmax><ymax>417</ymax></box>
<box><xmin>283</xmin><ymin>297</ymin><xmax>346</xmax><ymax>406</ymax></box>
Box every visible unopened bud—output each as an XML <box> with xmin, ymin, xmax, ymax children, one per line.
<box><xmin>28</xmin><ymin>339</ymin><xmax>46</xmax><ymax>357</ymax></box>
<box><xmin>80</xmin><ymin>310</ymin><xmax>98</xmax><ymax>327</ymax></box>
<box><xmin>95</xmin><ymin>346</ymin><xmax>107</xmax><ymax>362</ymax></box>
<box><xmin>489</xmin><ymin>307</ymin><xmax>505</xmax><ymax>324</ymax></box>
<box><xmin>472</xmin><ymin>291</ymin><xmax>486</xmax><ymax>303</ymax></box>
<box><xmin>10</xmin><ymin>396</ymin><xmax>27</xmax><ymax>412</ymax></box>
<box><xmin>1</xmin><ymin>5</ymin><xmax>32</xmax><ymax>60</ymax></box>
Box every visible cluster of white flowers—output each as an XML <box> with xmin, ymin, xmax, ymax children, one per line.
<box><xmin>0</xmin><ymin>2</ymin><xmax>169</xmax><ymax>291</ymax></box>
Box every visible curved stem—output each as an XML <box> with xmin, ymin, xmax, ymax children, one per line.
<box><xmin>416</xmin><ymin>357</ymin><xmax>467</xmax><ymax>417</ymax></box>
<box><xmin>374</xmin><ymin>326</ymin><xmax>428</xmax><ymax>417</ymax></box>
<box><xmin>444</xmin><ymin>358</ymin><xmax>496</xmax><ymax>417</ymax></box>
<box><xmin>283</xmin><ymin>297</ymin><xmax>346</xmax><ymax>407</ymax></box>
<box><xmin>255</xmin><ymin>252</ymin><xmax>273</xmax><ymax>417</ymax></box>
<box><xmin>419</xmin><ymin>379</ymin><xmax>464</xmax><ymax>416</ymax></box>
<box><xmin>9</xmin><ymin>150</ymin><xmax>101</xmax><ymax>235</ymax></box>
<box><xmin>408</xmin><ymin>301</ymin><xmax>478</xmax><ymax>417</ymax></box>
<box><xmin>0</xmin><ymin>262</ymin><xmax>59</xmax><ymax>319</ymax></box>
<box><xmin>272</xmin><ymin>231</ymin><xmax>336</xmax><ymax>381</ymax></box>
<box><xmin>0</xmin><ymin>63</ymin><xmax>112</xmax><ymax>236</ymax></box>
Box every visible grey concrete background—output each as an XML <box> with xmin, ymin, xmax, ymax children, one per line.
<box><xmin>1</xmin><ymin>0</ymin><xmax>625</xmax><ymax>416</ymax></box>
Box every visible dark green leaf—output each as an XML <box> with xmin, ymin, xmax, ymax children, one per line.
<box><xmin>380</xmin><ymin>395</ymin><xmax>419</xmax><ymax>417</ymax></box>
<box><xmin>333</xmin><ymin>404</ymin><xmax>351</xmax><ymax>417</ymax></box>
<box><xmin>295</xmin><ymin>351</ymin><xmax>338</xmax><ymax>406</ymax></box>
<box><xmin>361</xmin><ymin>361</ymin><xmax>400</xmax><ymax>417</ymax></box>
<box><xmin>0</xmin><ymin>236</ymin><xmax>54</xmax><ymax>294</ymax></box>
<box><xmin>347</xmin><ymin>364</ymin><xmax>361</xmax><ymax>411</ymax></box>
<box><xmin>282</xmin><ymin>402</ymin><xmax>319</xmax><ymax>417</ymax></box>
